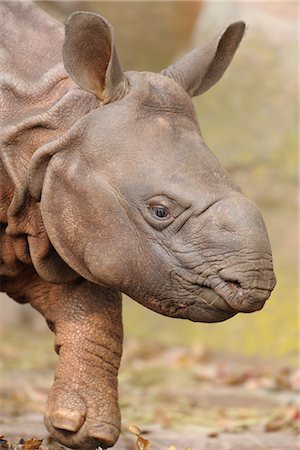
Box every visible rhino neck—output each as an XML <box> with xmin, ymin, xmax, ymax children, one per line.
<box><xmin>0</xmin><ymin>63</ymin><xmax>96</xmax><ymax>284</ymax></box>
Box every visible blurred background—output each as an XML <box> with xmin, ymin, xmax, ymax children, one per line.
<box><xmin>1</xmin><ymin>0</ymin><xmax>296</xmax><ymax>358</ymax></box>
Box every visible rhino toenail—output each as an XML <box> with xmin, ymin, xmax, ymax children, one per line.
<box><xmin>88</xmin><ymin>423</ymin><xmax>120</xmax><ymax>446</ymax></box>
<box><xmin>50</xmin><ymin>409</ymin><xmax>85</xmax><ymax>432</ymax></box>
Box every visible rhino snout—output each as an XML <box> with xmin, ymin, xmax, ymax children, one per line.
<box><xmin>214</xmin><ymin>265</ymin><xmax>276</xmax><ymax>313</ymax></box>
<box><xmin>211</xmin><ymin>194</ymin><xmax>276</xmax><ymax>312</ymax></box>
<box><xmin>197</xmin><ymin>194</ymin><xmax>276</xmax><ymax>313</ymax></box>
<box><xmin>171</xmin><ymin>194</ymin><xmax>276</xmax><ymax>318</ymax></box>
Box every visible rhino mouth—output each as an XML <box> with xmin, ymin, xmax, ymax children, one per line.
<box><xmin>205</xmin><ymin>270</ymin><xmax>275</xmax><ymax>313</ymax></box>
<box><xmin>171</xmin><ymin>262</ymin><xmax>274</xmax><ymax>319</ymax></box>
<box><xmin>211</xmin><ymin>281</ymin><xmax>272</xmax><ymax>313</ymax></box>
<box><xmin>174</xmin><ymin>287</ymin><xmax>237</xmax><ymax>323</ymax></box>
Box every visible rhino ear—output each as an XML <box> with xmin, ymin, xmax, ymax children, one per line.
<box><xmin>161</xmin><ymin>21</ymin><xmax>246</xmax><ymax>97</ymax></box>
<box><xmin>63</xmin><ymin>12</ymin><xmax>126</xmax><ymax>103</ymax></box>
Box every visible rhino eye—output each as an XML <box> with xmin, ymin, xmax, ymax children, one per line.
<box><xmin>150</xmin><ymin>205</ymin><xmax>170</xmax><ymax>220</ymax></box>
<box><xmin>143</xmin><ymin>196</ymin><xmax>183</xmax><ymax>230</ymax></box>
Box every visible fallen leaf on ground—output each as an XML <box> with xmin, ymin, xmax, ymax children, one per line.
<box><xmin>22</xmin><ymin>439</ymin><xmax>43</xmax><ymax>450</ymax></box>
<box><xmin>265</xmin><ymin>405</ymin><xmax>300</xmax><ymax>432</ymax></box>
<box><xmin>129</xmin><ymin>425</ymin><xmax>151</xmax><ymax>449</ymax></box>
<box><xmin>0</xmin><ymin>436</ymin><xmax>13</xmax><ymax>449</ymax></box>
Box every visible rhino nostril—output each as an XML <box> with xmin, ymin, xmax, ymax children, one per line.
<box><xmin>227</xmin><ymin>279</ymin><xmax>243</xmax><ymax>294</ymax></box>
<box><xmin>224</xmin><ymin>280</ymin><xmax>244</xmax><ymax>302</ymax></box>
<box><xmin>217</xmin><ymin>270</ymin><xmax>246</xmax><ymax>303</ymax></box>
<box><xmin>219</xmin><ymin>269</ymin><xmax>243</xmax><ymax>292</ymax></box>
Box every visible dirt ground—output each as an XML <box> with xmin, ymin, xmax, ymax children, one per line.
<box><xmin>0</xmin><ymin>327</ymin><xmax>299</xmax><ymax>450</ymax></box>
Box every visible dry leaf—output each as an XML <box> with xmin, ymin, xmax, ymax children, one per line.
<box><xmin>129</xmin><ymin>425</ymin><xmax>142</xmax><ymax>436</ymax></box>
<box><xmin>22</xmin><ymin>438</ymin><xmax>43</xmax><ymax>450</ymax></box>
<box><xmin>265</xmin><ymin>416</ymin><xmax>288</xmax><ymax>432</ymax></box>
<box><xmin>128</xmin><ymin>425</ymin><xmax>151</xmax><ymax>450</ymax></box>
<box><xmin>0</xmin><ymin>436</ymin><xmax>11</xmax><ymax>449</ymax></box>
<box><xmin>265</xmin><ymin>405</ymin><xmax>300</xmax><ymax>432</ymax></box>
<box><xmin>136</xmin><ymin>435</ymin><xmax>151</xmax><ymax>450</ymax></box>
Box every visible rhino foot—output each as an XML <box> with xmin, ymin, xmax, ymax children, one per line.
<box><xmin>29</xmin><ymin>283</ymin><xmax>123</xmax><ymax>449</ymax></box>
<box><xmin>44</xmin><ymin>381</ymin><xmax>120</xmax><ymax>449</ymax></box>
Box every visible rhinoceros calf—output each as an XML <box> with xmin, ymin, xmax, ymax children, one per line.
<box><xmin>0</xmin><ymin>1</ymin><xmax>276</xmax><ymax>448</ymax></box>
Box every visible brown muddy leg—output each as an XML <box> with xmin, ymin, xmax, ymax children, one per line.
<box><xmin>32</xmin><ymin>279</ymin><xmax>123</xmax><ymax>449</ymax></box>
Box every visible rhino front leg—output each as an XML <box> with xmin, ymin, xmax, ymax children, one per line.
<box><xmin>32</xmin><ymin>279</ymin><xmax>123</xmax><ymax>449</ymax></box>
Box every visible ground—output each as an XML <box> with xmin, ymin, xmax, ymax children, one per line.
<box><xmin>0</xmin><ymin>327</ymin><xmax>299</xmax><ymax>450</ymax></box>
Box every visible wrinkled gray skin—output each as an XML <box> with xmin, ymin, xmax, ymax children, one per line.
<box><xmin>0</xmin><ymin>1</ymin><xmax>276</xmax><ymax>449</ymax></box>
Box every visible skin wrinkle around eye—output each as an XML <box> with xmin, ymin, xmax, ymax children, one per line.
<box><xmin>161</xmin><ymin>196</ymin><xmax>225</xmax><ymax>240</ymax></box>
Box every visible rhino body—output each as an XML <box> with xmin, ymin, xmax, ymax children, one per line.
<box><xmin>0</xmin><ymin>1</ymin><xmax>275</xmax><ymax>449</ymax></box>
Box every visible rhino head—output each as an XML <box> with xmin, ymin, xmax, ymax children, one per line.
<box><xmin>29</xmin><ymin>12</ymin><xmax>275</xmax><ymax>324</ymax></box>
